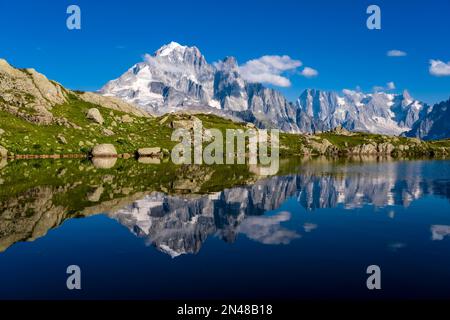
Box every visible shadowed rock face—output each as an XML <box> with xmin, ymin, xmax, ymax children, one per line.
<box><xmin>406</xmin><ymin>99</ymin><xmax>450</xmax><ymax>140</ymax></box>
<box><xmin>0</xmin><ymin>58</ymin><xmax>148</xmax><ymax>127</ymax></box>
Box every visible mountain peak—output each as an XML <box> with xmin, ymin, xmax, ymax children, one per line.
<box><xmin>215</xmin><ymin>56</ymin><xmax>239</xmax><ymax>72</ymax></box>
<box><xmin>154</xmin><ymin>41</ymin><xmax>203</xmax><ymax>60</ymax></box>
<box><xmin>402</xmin><ymin>89</ymin><xmax>412</xmax><ymax>100</ymax></box>
<box><xmin>155</xmin><ymin>41</ymin><xmax>186</xmax><ymax>56</ymax></box>
<box><xmin>0</xmin><ymin>58</ymin><xmax>16</xmax><ymax>74</ymax></box>
<box><xmin>223</xmin><ymin>56</ymin><xmax>238</xmax><ymax>66</ymax></box>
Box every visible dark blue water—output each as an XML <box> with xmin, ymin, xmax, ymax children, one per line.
<box><xmin>0</xmin><ymin>159</ymin><xmax>450</xmax><ymax>299</ymax></box>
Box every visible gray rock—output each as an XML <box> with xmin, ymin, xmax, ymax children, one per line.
<box><xmin>86</xmin><ymin>108</ymin><xmax>104</xmax><ymax>125</ymax></box>
<box><xmin>0</xmin><ymin>146</ymin><xmax>7</xmax><ymax>158</ymax></box>
<box><xmin>102</xmin><ymin>128</ymin><xmax>115</xmax><ymax>136</ymax></box>
<box><xmin>405</xmin><ymin>98</ymin><xmax>450</xmax><ymax>140</ymax></box>
<box><xmin>378</xmin><ymin>142</ymin><xmax>395</xmax><ymax>154</ymax></box>
<box><xmin>57</xmin><ymin>134</ymin><xmax>67</xmax><ymax>144</ymax></box>
<box><xmin>121</xmin><ymin>114</ymin><xmax>134</xmax><ymax>123</ymax></box>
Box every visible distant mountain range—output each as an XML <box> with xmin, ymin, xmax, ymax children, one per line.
<box><xmin>100</xmin><ymin>42</ymin><xmax>450</xmax><ymax>139</ymax></box>
<box><xmin>405</xmin><ymin>98</ymin><xmax>450</xmax><ymax>140</ymax></box>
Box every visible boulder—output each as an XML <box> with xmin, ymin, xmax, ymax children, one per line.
<box><xmin>378</xmin><ymin>142</ymin><xmax>395</xmax><ymax>154</ymax></box>
<box><xmin>332</xmin><ymin>125</ymin><xmax>354</xmax><ymax>136</ymax></box>
<box><xmin>91</xmin><ymin>144</ymin><xmax>117</xmax><ymax>157</ymax></box>
<box><xmin>137</xmin><ymin>147</ymin><xmax>161</xmax><ymax>157</ymax></box>
<box><xmin>0</xmin><ymin>146</ymin><xmax>7</xmax><ymax>158</ymax></box>
<box><xmin>359</xmin><ymin>143</ymin><xmax>378</xmax><ymax>154</ymax></box>
<box><xmin>102</xmin><ymin>128</ymin><xmax>115</xmax><ymax>136</ymax></box>
<box><xmin>56</xmin><ymin>134</ymin><xmax>67</xmax><ymax>144</ymax></box>
<box><xmin>306</xmin><ymin>138</ymin><xmax>333</xmax><ymax>154</ymax></box>
<box><xmin>121</xmin><ymin>114</ymin><xmax>134</xmax><ymax>123</ymax></box>
<box><xmin>86</xmin><ymin>108</ymin><xmax>104</xmax><ymax>125</ymax></box>
<box><xmin>170</xmin><ymin>116</ymin><xmax>201</xmax><ymax>130</ymax></box>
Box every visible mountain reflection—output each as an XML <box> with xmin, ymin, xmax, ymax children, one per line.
<box><xmin>108</xmin><ymin>160</ymin><xmax>450</xmax><ymax>257</ymax></box>
<box><xmin>0</xmin><ymin>158</ymin><xmax>449</xmax><ymax>256</ymax></box>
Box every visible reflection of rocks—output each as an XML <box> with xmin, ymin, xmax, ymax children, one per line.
<box><xmin>0</xmin><ymin>146</ymin><xmax>8</xmax><ymax>158</ymax></box>
<box><xmin>92</xmin><ymin>157</ymin><xmax>117</xmax><ymax>169</ymax></box>
<box><xmin>172</xmin><ymin>165</ymin><xmax>215</xmax><ymax>193</ymax></box>
<box><xmin>431</xmin><ymin>225</ymin><xmax>450</xmax><ymax>241</ymax></box>
<box><xmin>0</xmin><ymin>158</ymin><xmax>7</xmax><ymax>169</ymax></box>
<box><xmin>0</xmin><ymin>186</ymin><xmax>69</xmax><ymax>252</ymax></box>
<box><xmin>91</xmin><ymin>144</ymin><xmax>117</xmax><ymax>157</ymax></box>
<box><xmin>87</xmin><ymin>186</ymin><xmax>104</xmax><ymax>202</ymax></box>
<box><xmin>138</xmin><ymin>157</ymin><xmax>161</xmax><ymax>165</ymax></box>
<box><xmin>1</xmin><ymin>158</ymin><xmax>450</xmax><ymax>257</ymax></box>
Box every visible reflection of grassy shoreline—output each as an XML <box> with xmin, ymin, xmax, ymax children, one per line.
<box><xmin>0</xmin><ymin>158</ymin><xmax>257</xmax><ymax>203</ymax></box>
<box><xmin>0</xmin><ymin>156</ymin><xmax>446</xmax><ymax>205</ymax></box>
<box><xmin>0</xmin><ymin>158</ymin><xmax>259</xmax><ymax>252</ymax></box>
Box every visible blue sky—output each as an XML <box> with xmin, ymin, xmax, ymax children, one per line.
<box><xmin>1</xmin><ymin>0</ymin><xmax>449</xmax><ymax>104</ymax></box>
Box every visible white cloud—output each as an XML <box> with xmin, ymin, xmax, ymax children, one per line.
<box><xmin>300</xmin><ymin>67</ymin><xmax>319</xmax><ymax>78</ymax></box>
<box><xmin>373</xmin><ymin>81</ymin><xmax>396</xmax><ymax>92</ymax></box>
<box><xmin>386</xmin><ymin>81</ymin><xmax>396</xmax><ymax>90</ymax></box>
<box><xmin>239</xmin><ymin>55</ymin><xmax>302</xmax><ymax>87</ymax></box>
<box><xmin>429</xmin><ymin>59</ymin><xmax>450</xmax><ymax>77</ymax></box>
<box><xmin>387</xmin><ymin>50</ymin><xmax>407</xmax><ymax>57</ymax></box>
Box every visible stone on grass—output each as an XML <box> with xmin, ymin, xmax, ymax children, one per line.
<box><xmin>121</xmin><ymin>114</ymin><xmax>133</xmax><ymax>123</ymax></box>
<box><xmin>102</xmin><ymin>128</ymin><xmax>115</xmax><ymax>136</ymax></box>
<box><xmin>86</xmin><ymin>108</ymin><xmax>104</xmax><ymax>125</ymax></box>
<box><xmin>0</xmin><ymin>146</ymin><xmax>7</xmax><ymax>158</ymax></box>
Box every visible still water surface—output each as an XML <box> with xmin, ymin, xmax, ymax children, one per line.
<box><xmin>0</xmin><ymin>157</ymin><xmax>449</xmax><ymax>299</ymax></box>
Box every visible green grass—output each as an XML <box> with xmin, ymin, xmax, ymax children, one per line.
<box><xmin>0</xmin><ymin>95</ymin><xmax>176</xmax><ymax>155</ymax></box>
<box><xmin>0</xmin><ymin>93</ymin><xmax>449</xmax><ymax>157</ymax></box>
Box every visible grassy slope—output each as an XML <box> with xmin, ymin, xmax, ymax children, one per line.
<box><xmin>0</xmin><ymin>94</ymin><xmax>449</xmax><ymax>156</ymax></box>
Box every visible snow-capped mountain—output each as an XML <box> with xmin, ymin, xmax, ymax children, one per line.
<box><xmin>100</xmin><ymin>42</ymin><xmax>218</xmax><ymax>113</ymax></box>
<box><xmin>100</xmin><ymin>42</ymin><xmax>432</xmax><ymax>136</ymax></box>
<box><xmin>296</xmin><ymin>89</ymin><xmax>429</xmax><ymax>135</ymax></box>
<box><xmin>405</xmin><ymin>98</ymin><xmax>450</xmax><ymax>140</ymax></box>
<box><xmin>100</xmin><ymin>42</ymin><xmax>300</xmax><ymax>131</ymax></box>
